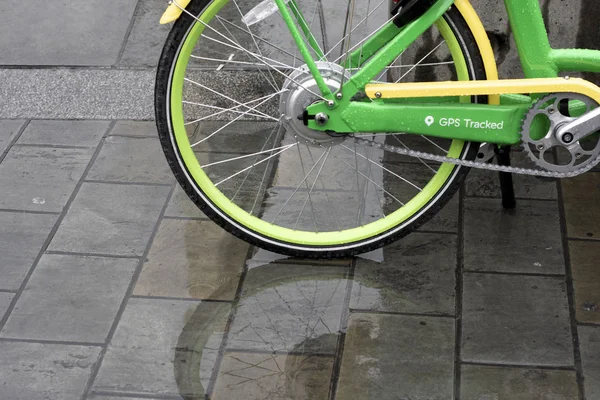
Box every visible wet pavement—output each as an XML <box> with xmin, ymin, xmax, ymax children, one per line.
<box><xmin>0</xmin><ymin>119</ymin><xmax>598</xmax><ymax>400</ymax></box>
<box><xmin>1</xmin><ymin>0</ymin><xmax>600</xmax><ymax>399</ymax></box>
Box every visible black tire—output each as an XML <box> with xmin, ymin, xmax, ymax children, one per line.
<box><xmin>155</xmin><ymin>2</ymin><xmax>486</xmax><ymax>258</ymax></box>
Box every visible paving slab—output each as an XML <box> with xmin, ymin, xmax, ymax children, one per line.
<box><xmin>0</xmin><ymin>211</ymin><xmax>57</xmax><ymax>291</ymax></box>
<box><xmin>17</xmin><ymin>120</ymin><xmax>109</xmax><ymax>147</ymax></box>
<box><xmin>134</xmin><ymin>219</ymin><xmax>248</xmax><ymax>300</ymax></box>
<box><xmin>570</xmin><ymin>240</ymin><xmax>600</xmax><ymax>324</ymax></box>
<box><xmin>462</xmin><ymin>274</ymin><xmax>573</xmax><ymax>366</ymax></box>
<box><xmin>110</xmin><ymin>120</ymin><xmax>159</xmax><ymax>137</ymax></box>
<box><xmin>165</xmin><ymin>185</ymin><xmax>207</xmax><ymax>219</ymax></box>
<box><xmin>211</xmin><ymin>352</ymin><xmax>334</xmax><ymax>400</ymax></box>
<box><xmin>1</xmin><ymin>254</ymin><xmax>137</xmax><ymax>343</ymax></box>
<box><xmin>0</xmin><ymin>120</ymin><xmax>25</xmax><ymax>155</ymax></box>
<box><xmin>0</xmin><ymin>292</ymin><xmax>14</xmax><ymax>321</ymax></box>
<box><xmin>0</xmin><ymin>146</ymin><xmax>94</xmax><ymax>212</ymax></box>
<box><xmin>562</xmin><ymin>173</ymin><xmax>600</xmax><ymax>240</ymax></box>
<box><xmin>461</xmin><ymin>365</ymin><xmax>579</xmax><ymax>400</ymax></box>
<box><xmin>94</xmin><ymin>298</ymin><xmax>230</xmax><ymax>398</ymax></box>
<box><xmin>579</xmin><ymin>325</ymin><xmax>600</xmax><ymax>400</ymax></box>
<box><xmin>0</xmin><ymin>0</ymin><xmax>138</xmax><ymax>65</ymax></box>
<box><xmin>336</xmin><ymin>313</ymin><xmax>455</xmax><ymax>400</ymax></box>
<box><xmin>48</xmin><ymin>182</ymin><xmax>170</xmax><ymax>256</ymax></box>
<box><xmin>227</xmin><ymin>264</ymin><xmax>349</xmax><ymax>354</ymax></box>
<box><xmin>351</xmin><ymin>232</ymin><xmax>456</xmax><ymax>315</ymax></box>
<box><xmin>88</xmin><ymin>396</ymin><xmax>174</xmax><ymax>400</ymax></box>
<box><xmin>119</xmin><ymin>0</ymin><xmax>172</xmax><ymax>67</ymax></box>
<box><xmin>466</xmin><ymin>151</ymin><xmax>558</xmax><ymax>200</ymax></box>
<box><xmin>464</xmin><ymin>198</ymin><xmax>564</xmax><ymax>274</ymax></box>
<box><xmin>87</xmin><ymin>136</ymin><xmax>173</xmax><ymax>184</ymax></box>
<box><xmin>0</xmin><ymin>342</ymin><xmax>100</xmax><ymax>400</ymax></box>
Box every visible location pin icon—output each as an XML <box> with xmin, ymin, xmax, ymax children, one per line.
<box><xmin>425</xmin><ymin>116</ymin><xmax>435</xmax><ymax>126</ymax></box>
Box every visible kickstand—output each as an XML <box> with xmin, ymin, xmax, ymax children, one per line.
<box><xmin>494</xmin><ymin>145</ymin><xmax>516</xmax><ymax>209</ymax></box>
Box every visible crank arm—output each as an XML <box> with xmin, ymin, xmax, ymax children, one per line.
<box><xmin>555</xmin><ymin>106</ymin><xmax>600</xmax><ymax>144</ymax></box>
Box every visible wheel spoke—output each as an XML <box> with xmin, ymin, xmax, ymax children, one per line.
<box><xmin>392</xmin><ymin>135</ymin><xmax>438</xmax><ymax>173</ymax></box>
<box><xmin>215</xmin><ymin>16</ymin><xmax>305</xmax><ymax>63</ymax></box>
<box><xmin>395</xmin><ymin>40</ymin><xmax>446</xmax><ymax>82</ymax></box>
<box><xmin>340</xmin><ymin>143</ymin><xmax>423</xmax><ymax>191</ymax></box>
<box><xmin>215</xmin><ymin>143</ymin><xmax>297</xmax><ymax>187</ymax></box>
<box><xmin>201</xmin><ymin>143</ymin><xmax>293</xmax><ymax>168</ymax></box>
<box><xmin>176</xmin><ymin>4</ymin><xmax>329</xmax><ymax>100</ymax></box>
<box><xmin>322</xmin><ymin>0</ymin><xmax>387</xmax><ymax>60</ymax></box>
<box><xmin>183</xmin><ymin>100</ymin><xmax>279</xmax><ymax>121</ymax></box>
<box><xmin>271</xmin><ymin>149</ymin><xmax>329</xmax><ymax>224</ymax></box>
<box><xmin>330</xmin><ymin>151</ymin><xmax>405</xmax><ymax>207</ymax></box>
<box><xmin>229</xmin><ymin>0</ymin><xmax>281</xmax><ymax>91</ymax></box>
<box><xmin>189</xmin><ymin>90</ymin><xmax>283</xmax><ymax>147</ymax></box>
<box><xmin>294</xmin><ymin>148</ymin><xmax>331</xmax><ymax>231</ymax></box>
<box><xmin>184</xmin><ymin>78</ymin><xmax>282</xmax><ymax>124</ymax></box>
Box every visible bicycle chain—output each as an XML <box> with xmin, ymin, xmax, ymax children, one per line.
<box><xmin>350</xmin><ymin>135</ymin><xmax>600</xmax><ymax>178</ymax></box>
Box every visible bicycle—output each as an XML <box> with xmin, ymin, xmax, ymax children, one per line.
<box><xmin>154</xmin><ymin>0</ymin><xmax>600</xmax><ymax>258</ymax></box>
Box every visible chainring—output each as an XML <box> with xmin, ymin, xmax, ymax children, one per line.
<box><xmin>521</xmin><ymin>92</ymin><xmax>600</xmax><ymax>173</ymax></box>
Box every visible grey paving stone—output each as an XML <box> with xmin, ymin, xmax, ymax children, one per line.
<box><xmin>211</xmin><ymin>352</ymin><xmax>334</xmax><ymax>400</ymax></box>
<box><xmin>48</xmin><ymin>183</ymin><xmax>170</xmax><ymax>256</ymax></box>
<box><xmin>227</xmin><ymin>264</ymin><xmax>349</xmax><ymax>354</ymax></box>
<box><xmin>0</xmin><ymin>120</ymin><xmax>25</xmax><ymax>155</ymax></box>
<box><xmin>134</xmin><ymin>219</ymin><xmax>248</xmax><ymax>300</ymax></box>
<box><xmin>119</xmin><ymin>0</ymin><xmax>171</xmax><ymax>67</ymax></box>
<box><xmin>562</xmin><ymin>173</ymin><xmax>600</xmax><ymax>240</ymax></box>
<box><xmin>466</xmin><ymin>150</ymin><xmax>558</xmax><ymax>200</ymax></box>
<box><xmin>164</xmin><ymin>185</ymin><xmax>206</xmax><ymax>219</ymax></box>
<box><xmin>464</xmin><ymin>198</ymin><xmax>564</xmax><ymax>274</ymax></box>
<box><xmin>1</xmin><ymin>254</ymin><xmax>137</xmax><ymax>343</ymax></box>
<box><xmin>351</xmin><ymin>233</ymin><xmax>456</xmax><ymax>315</ymax></box>
<box><xmin>0</xmin><ymin>212</ymin><xmax>57</xmax><ymax>290</ymax></box>
<box><xmin>0</xmin><ymin>292</ymin><xmax>14</xmax><ymax>320</ymax></box>
<box><xmin>0</xmin><ymin>146</ymin><xmax>94</xmax><ymax>212</ymax></box>
<box><xmin>89</xmin><ymin>396</ymin><xmax>183</xmax><ymax>400</ymax></box>
<box><xmin>461</xmin><ymin>365</ymin><xmax>579</xmax><ymax>400</ymax></box>
<box><xmin>462</xmin><ymin>274</ymin><xmax>573</xmax><ymax>366</ymax></box>
<box><xmin>94</xmin><ymin>298</ymin><xmax>230</xmax><ymax>398</ymax></box>
<box><xmin>580</xmin><ymin>326</ymin><xmax>600</xmax><ymax>400</ymax></box>
<box><xmin>570</xmin><ymin>240</ymin><xmax>600</xmax><ymax>324</ymax></box>
<box><xmin>88</xmin><ymin>396</ymin><xmax>175</xmax><ymax>400</ymax></box>
<box><xmin>110</xmin><ymin>120</ymin><xmax>158</xmax><ymax>137</ymax></box>
<box><xmin>17</xmin><ymin>120</ymin><xmax>109</xmax><ymax>147</ymax></box>
<box><xmin>0</xmin><ymin>0</ymin><xmax>137</xmax><ymax>65</ymax></box>
<box><xmin>87</xmin><ymin>136</ymin><xmax>172</xmax><ymax>184</ymax></box>
<box><xmin>0</xmin><ymin>341</ymin><xmax>100</xmax><ymax>400</ymax></box>
<box><xmin>336</xmin><ymin>314</ymin><xmax>455</xmax><ymax>400</ymax></box>
<box><xmin>0</xmin><ymin>69</ymin><xmax>155</xmax><ymax>120</ymax></box>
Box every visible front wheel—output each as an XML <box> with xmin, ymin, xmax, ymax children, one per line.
<box><xmin>155</xmin><ymin>1</ymin><xmax>486</xmax><ymax>258</ymax></box>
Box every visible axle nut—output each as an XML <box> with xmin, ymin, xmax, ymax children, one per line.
<box><xmin>315</xmin><ymin>112</ymin><xmax>329</xmax><ymax>126</ymax></box>
<box><xmin>562</xmin><ymin>132</ymin><xmax>574</xmax><ymax>144</ymax></box>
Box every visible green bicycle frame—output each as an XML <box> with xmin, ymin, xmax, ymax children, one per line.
<box><xmin>273</xmin><ymin>0</ymin><xmax>600</xmax><ymax>145</ymax></box>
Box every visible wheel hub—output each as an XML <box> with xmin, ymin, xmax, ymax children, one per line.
<box><xmin>279</xmin><ymin>62</ymin><xmax>350</xmax><ymax>147</ymax></box>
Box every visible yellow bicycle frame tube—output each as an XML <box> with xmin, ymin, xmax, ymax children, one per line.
<box><xmin>160</xmin><ymin>0</ymin><xmax>191</xmax><ymax>24</ymax></box>
<box><xmin>365</xmin><ymin>77</ymin><xmax>600</xmax><ymax>105</ymax></box>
